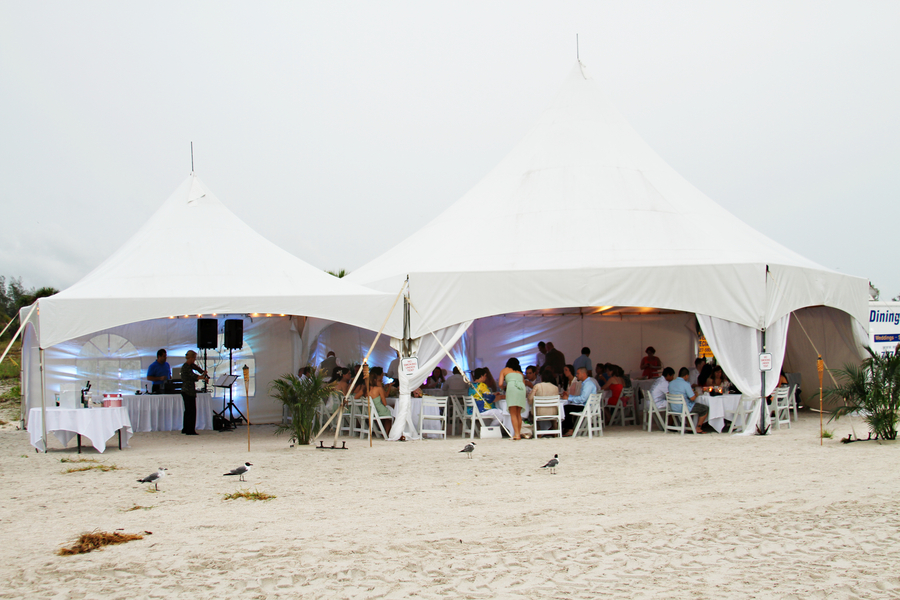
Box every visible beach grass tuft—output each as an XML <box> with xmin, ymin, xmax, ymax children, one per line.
<box><xmin>63</xmin><ymin>464</ymin><xmax>119</xmax><ymax>474</ymax></box>
<box><xmin>821</xmin><ymin>429</ymin><xmax>834</xmax><ymax>439</ymax></box>
<box><xmin>58</xmin><ymin>531</ymin><xmax>144</xmax><ymax>555</ymax></box>
<box><xmin>60</xmin><ymin>457</ymin><xmax>99</xmax><ymax>463</ymax></box>
<box><xmin>123</xmin><ymin>505</ymin><xmax>153</xmax><ymax>512</ymax></box>
<box><xmin>223</xmin><ymin>488</ymin><xmax>276</xmax><ymax>501</ymax></box>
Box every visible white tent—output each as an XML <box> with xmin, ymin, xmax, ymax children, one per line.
<box><xmin>345</xmin><ymin>62</ymin><xmax>869</xmax><ymax>437</ymax></box>
<box><xmin>21</xmin><ymin>174</ymin><xmax>394</xmax><ymax>423</ymax></box>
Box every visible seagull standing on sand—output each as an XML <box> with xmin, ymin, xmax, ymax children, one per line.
<box><xmin>137</xmin><ymin>467</ymin><xmax>168</xmax><ymax>490</ymax></box>
<box><xmin>541</xmin><ymin>454</ymin><xmax>559</xmax><ymax>475</ymax></box>
<box><xmin>459</xmin><ymin>442</ymin><xmax>476</xmax><ymax>459</ymax></box>
<box><xmin>223</xmin><ymin>462</ymin><xmax>253</xmax><ymax>482</ymax></box>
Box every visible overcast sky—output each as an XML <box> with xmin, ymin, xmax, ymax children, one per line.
<box><xmin>1</xmin><ymin>2</ymin><xmax>898</xmax><ymax>299</ymax></box>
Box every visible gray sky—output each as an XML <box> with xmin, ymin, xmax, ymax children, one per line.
<box><xmin>1</xmin><ymin>2</ymin><xmax>898</xmax><ymax>298</ymax></box>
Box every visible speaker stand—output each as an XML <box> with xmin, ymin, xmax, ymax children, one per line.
<box><xmin>220</xmin><ymin>348</ymin><xmax>246</xmax><ymax>425</ymax></box>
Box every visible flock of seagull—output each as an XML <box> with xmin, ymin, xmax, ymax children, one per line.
<box><xmin>136</xmin><ymin>462</ymin><xmax>253</xmax><ymax>491</ymax></box>
<box><xmin>459</xmin><ymin>442</ymin><xmax>560</xmax><ymax>474</ymax></box>
<box><xmin>138</xmin><ymin>446</ymin><xmax>560</xmax><ymax>491</ymax></box>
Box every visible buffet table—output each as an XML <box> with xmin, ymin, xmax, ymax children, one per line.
<box><xmin>29</xmin><ymin>407</ymin><xmax>132</xmax><ymax>453</ymax></box>
<box><xmin>120</xmin><ymin>393</ymin><xmax>213</xmax><ymax>432</ymax></box>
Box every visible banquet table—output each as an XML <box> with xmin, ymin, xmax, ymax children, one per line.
<box><xmin>695</xmin><ymin>393</ymin><xmax>744</xmax><ymax>433</ymax></box>
<box><xmin>29</xmin><ymin>407</ymin><xmax>132</xmax><ymax>453</ymax></box>
<box><xmin>121</xmin><ymin>393</ymin><xmax>213</xmax><ymax>432</ymax></box>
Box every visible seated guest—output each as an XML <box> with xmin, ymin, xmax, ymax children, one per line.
<box><xmin>668</xmin><ymin>367</ymin><xmax>708</xmax><ymax>434</ymax></box>
<box><xmin>640</xmin><ymin>346</ymin><xmax>662</xmax><ymax>379</ymax></box>
<box><xmin>710</xmin><ymin>366</ymin><xmax>728</xmax><ymax>388</ymax></box>
<box><xmin>441</xmin><ymin>367</ymin><xmax>469</xmax><ymax>395</ymax></box>
<box><xmin>368</xmin><ymin>367</ymin><xmax>392</xmax><ymax>434</ymax></box>
<box><xmin>524</xmin><ymin>365</ymin><xmax>538</xmax><ymax>389</ymax></box>
<box><xmin>562</xmin><ymin>364</ymin><xmax>580</xmax><ymax>397</ymax></box>
<box><xmin>596</xmin><ymin>363</ymin><xmax>613</xmax><ymax>387</ymax></box>
<box><xmin>601</xmin><ymin>366</ymin><xmax>626</xmax><ymax>405</ymax></box>
<box><xmin>425</xmin><ymin>366</ymin><xmax>446</xmax><ymax>388</ymax></box>
<box><xmin>330</xmin><ymin>367</ymin><xmax>351</xmax><ymax>395</ymax></box>
<box><xmin>778</xmin><ymin>369</ymin><xmax>789</xmax><ymax>387</ymax></box>
<box><xmin>650</xmin><ymin>367</ymin><xmax>677</xmax><ymax>410</ymax></box>
<box><xmin>483</xmin><ymin>367</ymin><xmax>499</xmax><ymax>392</ymax></box>
<box><xmin>146</xmin><ymin>349</ymin><xmax>171</xmax><ymax>393</ymax></box>
<box><xmin>689</xmin><ymin>358</ymin><xmax>705</xmax><ymax>386</ymax></box>
<box><xmin>467</xmin><ymin>368</ymin><xmax>494</xmax><ymax>411</ymax></box>
<box><xmin>697</xmin><ymin>362</ymin><xmax>713</xmax><ymax>387</ymax></box>
<box><xmin>528</xmin><ymin>368</ymin><xmax>560</xmax><ymax>403</ymax></box>
<box><xmin>561</xmin><ymin>367</ymin><xmax>598</xmax><ymax>436</ymax></box>
<box><xmin>298</xmin><ymin>366</ymin><xmax>313</xmax><ymax>382</ymax></box>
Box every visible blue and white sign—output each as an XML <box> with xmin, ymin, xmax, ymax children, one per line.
<box><xmin>869</xmin><ymin>302</ymin><xmax>900</xmax><ymax>357</ymax></box>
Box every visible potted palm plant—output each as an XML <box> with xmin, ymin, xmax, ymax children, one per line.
<box><xmin>271</xmin><ymin>370</ymin><xmax>331</xmax><ymax>445</ymax></box>
<box><xmin>826</xmin><ymin>347</ymin><xmax>900</xmax><ymax>441</ymax></box>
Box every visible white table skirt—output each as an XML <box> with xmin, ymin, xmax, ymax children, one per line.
<box><xmin>29</xmin><ymin>407</ymin><xmax>132</xmax><ymax>453</ymax></box>
<box><xmin>696</xmin><ymin>393</ymin><xmax>745</xmax><ymax>433</ymax></box>
<box><xmin>121</xmin><ymin>393</ymin><xmax>213</xmax><ymax>432</ymax></box>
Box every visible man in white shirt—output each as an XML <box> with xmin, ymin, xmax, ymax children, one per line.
<box><xmin>387</xmin><ymin>350</ymin><xmax>400</xmax><ymax>380</ymax></box>
<box><xmin>536</xmin><ymin>342</ymin><xmax>547</xmax><ymax>371</ymax></box>
<box><xmin>650</xmin><ymin>367</ymin><xmax>676</xmax><ymax>410</ymax></box>
<box><xmin>441</xmin><ymin>367</ymin><xmax>469</xmax><ymax>396</ymax></box>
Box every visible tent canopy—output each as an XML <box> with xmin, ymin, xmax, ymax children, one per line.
<box><xmin>347</xmin><ymin>62</ymin><xmax>867</xmax><ymax>338</ymax></box>
<box><xmin>34</xmin><ymin>175</ymin><xmax>394</xmax><ymax>348</ymax></box>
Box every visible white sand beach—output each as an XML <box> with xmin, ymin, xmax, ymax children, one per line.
<box><xmin>1</xmin><ymin>414</ymin><xmax>899</xmax><ymax>599</ymax></box>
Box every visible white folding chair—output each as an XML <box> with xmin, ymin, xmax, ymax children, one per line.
<box><xmin>665</xmin><ymin>392</ymin><xmax>697</xmax><ymax>435</ymax></box>
<box><xmin>418</xmin><ymin>396</ymin><xmax>448</xmax><ymax>439</ymax></box>
<box><xmin>532</xmin><ymin>395</ymin><xmax>563</xmax><ymax>438</ymax></box>
<box><xmin>335</xmin><ymin>395</ymin><xmax>354</xmax><ymax>437</ymax></box>
<box><xmin>642</xmin><ymin>388</ymin><xmax>666</xmax><ymax>432</ymax></box>
<box><xmin>769</xmin><ymin>386</ymin><xmax>792</xmax><ymax>429</ymax></box>
<box><xmin>788</xmin><ymin>383</ymin><xmax>799</xmax><ymax>421</ymax></box>
<box><xmin>351</xmin><ymin>395</ymin><xmax>371</xmax><ymax>438</ymax></box>
<box><xmin>729</xmin><ymin>394</ymin><xmax>761</xmax><ymax>434</ymax></box>
<box><xmin>571</xmin><ymin>393</ymin><xmax>603</xmax><ymax>438</ymax></box>
<box><xmin>448</xmin><ymin>394</ymin><xmax>467</xmax><ymax>436</ymax></box>
<box><xmin>361</xmin><ymin>397</ymin><xmax>392</xmax><ymax>440</ymax></box>
<box><xmin>604</xmin><ymin>389</ymin><xmax>635</xmax><ymax>427</ymax></box>
<box><xmin>463</xmin><ymin>395</ymin><xmax>512</xmax><ymax>439</ymax></box>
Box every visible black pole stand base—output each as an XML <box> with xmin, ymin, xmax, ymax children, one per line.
<box><xmin>316</xmin><ymin>440</ymin><xmax>348</xmax><ymax>450</ymax></box>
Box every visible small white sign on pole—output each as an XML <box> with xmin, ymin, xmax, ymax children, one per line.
<box><xmin>401</xmin><ymin>357</ymin><xmax>418</xmax><ymax>376</ymax></box>
<box><xmin>759</xmin><ymin>353</ymin><xmax>773</xmax><ymax>372</ymax></box>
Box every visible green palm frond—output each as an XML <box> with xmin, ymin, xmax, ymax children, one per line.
<box><xmin>269</xmin><ymin>371</ymin><xmax>332</xmax><ymax>445</ymax></box>
<box><xmin>825</xmin><ymin>347</ymin><xmax>900</xmax><ymax>440</ymax></box>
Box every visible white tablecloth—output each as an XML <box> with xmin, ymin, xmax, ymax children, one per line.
<box><xmin>29</xmin><ymin>407</ymin><xmax>132</xmax><ymax>453</ymax></box>
<box><xmin>695</xmin><ymin>393</ymin><xmax>744</xmax><ymax>433</ymax></box>
<box><xmin>121</xmin><ymin>393</ymin><xmax>213</xmax><ymax>432</ymax></box>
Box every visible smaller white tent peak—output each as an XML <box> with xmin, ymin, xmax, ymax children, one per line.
<box><xmin>35</xmin><ymin>174</ymin><xmax>393</xmax><ymax>348</ymax></box>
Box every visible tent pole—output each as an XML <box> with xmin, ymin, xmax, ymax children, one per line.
<box><xmin>40</xmin><ymin>348</ymin><xmax>47</xmax><ymax>453</ymax></box>
<box><xmin>0</xmin><ymin>314</ymin><xmax>18</xmax><ymax>340</ymax></box>
<box><xmin>759</xmin><ymin>328</ymin><xmax>767</xmax><ymax>435</ymax></box>
<box><xmin>316</xmin><ymin>280</ymin><xmax>407</xmax><ymax>442</ymax></box>
<box><xmin>0</xmin><ymin>304</ymin><xmax>37</xmax><ymax>367</ymax></box>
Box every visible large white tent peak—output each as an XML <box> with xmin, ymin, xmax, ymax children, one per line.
<box><xmin>348</xmin><ymin>62</ymin><xmax>867</xmax><ymax>337</ymax></box>
<box><xmin>34</xmin><ymin>174</ymin><xmax>392</xmax><ymax>348</ymax></box>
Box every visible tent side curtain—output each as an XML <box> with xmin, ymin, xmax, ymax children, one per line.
<box><xmin>697</xmin><ymin>313</ymin><xmax>789</xmax><ymax>399</ymax></box>
<box><xmin>389</xmin><ymin>320</ymin><xmax>473</xmax><ymax>441</ymax></box>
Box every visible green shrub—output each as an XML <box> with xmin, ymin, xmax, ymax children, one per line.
<box><xmin>826</xmin><ymin>348</ymin><xmax>900</xmax><ymax>440</ymax></box>
<box><xmin>270</xmin><ymin>371</ymin><xmax>331</xmax><ymax>446</ymax></box>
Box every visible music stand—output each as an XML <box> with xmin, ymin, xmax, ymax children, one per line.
<box><xmin>213</xmin><ymin>374</ymin><xmax>243</xmax><ymax>426</ymax></box>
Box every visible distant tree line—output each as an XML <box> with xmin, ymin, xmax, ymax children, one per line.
<box><xmin>0</xmin><ymin>276</ymin><xmax>59</xmax><ymax>337</ymax></box>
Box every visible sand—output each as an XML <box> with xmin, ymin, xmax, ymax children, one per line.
<box><xmin>1</xmin><ymin>413</ymin><xmax>899</xmax><ymax>599</ymax></box>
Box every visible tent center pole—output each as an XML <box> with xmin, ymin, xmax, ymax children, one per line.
<box><xmin>759</xmin><ymin>328</ymin><xmax>767</xmax><ymax>434</ymax></box>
